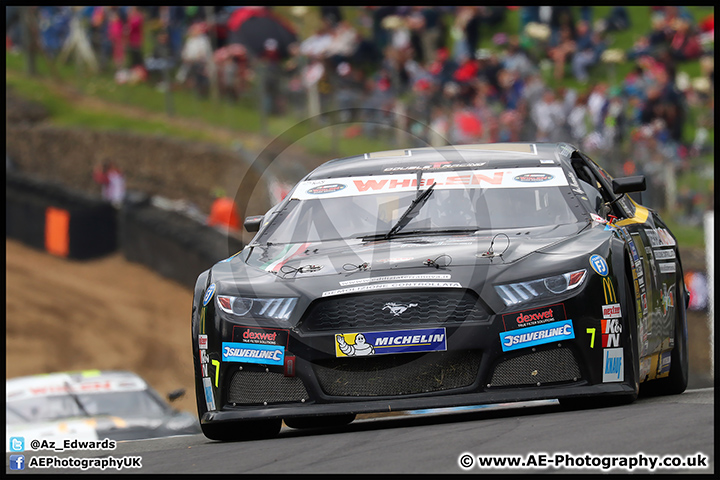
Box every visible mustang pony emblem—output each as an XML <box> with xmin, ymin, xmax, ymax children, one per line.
<box><xmin>382</xmin><ymin>302</ymin><xmax>419</xmax><ymax>316</ymax></box>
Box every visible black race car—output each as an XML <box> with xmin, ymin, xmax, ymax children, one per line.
<box><xmin>191</xmin><ymin>143</ymin><xmax>688</xmax><ymax>440</ymax></box>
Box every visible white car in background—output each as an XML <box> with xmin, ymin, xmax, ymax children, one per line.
<box><xmin>6</xmin><ymin>370</ymin><xmax>200</xmax><ymax>451</ymax></box>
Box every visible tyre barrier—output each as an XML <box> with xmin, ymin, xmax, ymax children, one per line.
<box><xmin>6</xmin><ymin>171</ymin><xmax>117</xmax><ymax>259</ymax></box>
<box><xmin>119</xmin><ymin>195</ymin><xmax>244</xmax><ymax>288</ymax></box>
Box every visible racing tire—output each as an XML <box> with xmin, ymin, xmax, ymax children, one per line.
<box><xmin>640</xmin><ymin>276</ymin><xmax>689</xmax><ymax>396</ymax></box>
<box><xmin>284</xmin><ymin>414</ymin><xmax>356</xmax><ymax>430</ymax></box>
<box><xmin>560</xmin><ymin>270</ymin><xmax>639</xmax><ymax>410</ymax></box>
<box><xmin>201</xmin><ymin>419</ymin><xmax>282</xmax><ymax>441</ymax></box>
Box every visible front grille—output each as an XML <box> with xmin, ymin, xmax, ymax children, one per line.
<box><xmin>300</xmin><ymin>289</ymin><xmax>488</xmax><ymax>331</ymax></box>
<box><xmin>312</xmin><ymin>350</ymin><xmax>481</xmax><ymax>397</ymax></box>
<box><xmin>488</xmin><ymin>348</ymin><xmax>581</xmax><ymax>387</ymax></box>
<box><xmin>227</xmin><ymin>370</ymin><xmax>309</xmax><ymax>405</ymax></box>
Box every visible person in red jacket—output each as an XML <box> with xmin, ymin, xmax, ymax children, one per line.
<box><xmin>207</xmin><ymin>188</ymin><xmax>240</xmax><ymax>231</ymax></box>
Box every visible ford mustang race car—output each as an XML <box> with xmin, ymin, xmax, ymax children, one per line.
<box><xmin>192</xmin><ymin>143</ymin><xmax>688</xmax><ymax>440</ymax></box>
<box><xmin>6</xmin><ymin>370</ymin><xmax>200</xmax><ymax>449</ymax></box>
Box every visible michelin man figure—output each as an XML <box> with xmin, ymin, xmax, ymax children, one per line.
<box><xmin>336</xmin><ymin>333</ymin><xmax>375</xmax><ymax>356</ymax></box>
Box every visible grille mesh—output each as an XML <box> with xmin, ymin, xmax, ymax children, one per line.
<box><xmin>312</xmin><ymin>350</ymin><xmax>481</xmax><ymax>397</ymax></box>
<box><xmin>300</xmin><ymin>290</ymin><xmax>488</xmax><ymax>331</ymax></box>
<box><xmin>227</xmin><ymin>370</ymin><xmax>309</xmax><ymax>405</ymax></box>
<box><xmin>489</xmin><ymin>348</ymin><xmax>581</xmax><ymax>387</ymax></box>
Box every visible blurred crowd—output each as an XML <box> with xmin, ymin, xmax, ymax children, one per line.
<box><xmin>5</xmin><ymin>6</ymin><xmax>714</xmax><ymax>222</ymax></box>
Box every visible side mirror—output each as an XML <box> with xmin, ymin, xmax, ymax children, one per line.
<box><xmin>167</xmin><ymin>388</ymin><xmax>186</xmax><ymax>403</ymax></box>
<box><xmin>612</xmin><ymin>176</ymin><xmax>646</xmax><ymax>194</ymax></box>
<box><xmin>244</xmin><ymin>215</ymin><xmax>263</xmax><ymax>233</ymax></box>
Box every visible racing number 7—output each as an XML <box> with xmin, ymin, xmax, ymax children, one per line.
<box><xmin>587</xmin><ymin>328</ymin><xmax>596</xmax><ymax>348</ymax></box>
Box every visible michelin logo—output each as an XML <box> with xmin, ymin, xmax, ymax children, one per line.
<box><xmin>222</xmin><ymin>342</ymin><xmax>285</xmax><ymax>366</ymax></box>
<box><xmin>335</xmin><ymin>328</ymin><xmax>447</xmax><ymax>357</ymax></box>
<box><xmin>499</xmin><ymin>320</ymin><xmax>575</xmax><ymax>352</ymax></box>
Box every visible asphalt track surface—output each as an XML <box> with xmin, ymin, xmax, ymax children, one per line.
<box><xmin>7</xmin><ymin>387</ymin><xmax>713</xmax><ymax>474</ymax></box>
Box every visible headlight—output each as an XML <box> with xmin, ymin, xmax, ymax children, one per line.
<box><xmin>217</xmin><ymin>295</ymin><xmax>298</xmax><ymax>322</ymax></box>
<box><xmin>495</xmin><ymin>269</ymin><xmax>587</xmax><ymax>307</ymax></box>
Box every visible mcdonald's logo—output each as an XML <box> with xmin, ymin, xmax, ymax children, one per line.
<box><xmin>603</xmin><ymin>277</ymin><xmax>617</xmax><ymax>304</ymax></box>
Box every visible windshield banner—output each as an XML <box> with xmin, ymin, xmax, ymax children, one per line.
<box><xmin>293</xmin><ymin>167</ymin><xmax>569</xmax><ymax>200</ymax></box>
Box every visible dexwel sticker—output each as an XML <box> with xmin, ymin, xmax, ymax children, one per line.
<box><xmin>203</xmin><ymin>284</ymin><xmax>216</xmax><ymax>306</ymax></box>
<box><xmin>589</xmin><ymin>255</ymin><xmax>609</xmax><ymax>276</ymax></box>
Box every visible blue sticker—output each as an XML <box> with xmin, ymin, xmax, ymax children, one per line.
<box><xmin>589</xmin><ymin>254</ymin><xmax>609</xmax><ymax>276</ymax></box>
<box><xmin>499</xmin><ymin>320</ymin><xmax>575</xmax><ymax>352</ymax></box>
<box><xmin>222</xmin><ymin>342</ymin><xmax>285</xmax><ymax>366</ymax></box>
<box><xmin>203</xmin><ymin>284</ymin><xmax>216</xmax><ymax>306</ymax></box>
<box><xmin>335</xmin><ymin>328</ymin><xmax>447</xmax><ymax>357</ymax></box>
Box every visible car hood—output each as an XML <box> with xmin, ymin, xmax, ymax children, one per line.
<box><xmin>241</xmin><ymin>223</ymin><xmax>593</xmax><ymax>278</ymax></box>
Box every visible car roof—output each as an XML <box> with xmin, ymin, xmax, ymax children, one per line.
<box><xmin>6</xmin><ymin>370</ymin><xmax>148</xmax><ymax>401</ymax></box>
<box><xmin>306</xmin><ymin>143</ymin><xmax>578</xmax><ymax>180</ymax></box>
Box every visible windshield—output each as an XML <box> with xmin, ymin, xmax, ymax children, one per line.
<box><xmin>261</xmin><ymin>167</ymin><xmax>579</xmax><ymax>244</ymax></box>
<box><xmin>6</xmin><ymin>390</ymin><xmax>168</xmax><ymax>425</ymax></box>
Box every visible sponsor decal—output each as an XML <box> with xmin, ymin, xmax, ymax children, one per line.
<box><xmin>201</xmin><ymin>363</ymin><xmax>209</xmax><ymax>377</ymax></box>
<box><xmin>565</xmin><ymin>169</ymin><xmax>585</xmax><ymax>195</ymax></box>
<box><xmin>602</xmin><ymin>303</ymin><xmax>622</xmax><ymax>319</ymax></box>
<box><xmin>642</xmin><ymin>292</ymin><xmax>648</xmax><ymax>315</ymax></box>
<box><xmin>382</xmin><ymin>302</ymin><xmax>418</xmax><ymax>316</ymax></box>
<box><xmin>202</xmin><ymin>377</ymin><xmax>216</xmax><ymax>411</ymax></box>
<box><xmin>513</xmin><ymin>173</ymin><xmax>554</xmax><ymax>182</ymax></box>
<box><xmin>602</xmin><ymin>347</ymin><xmax>624</xmax><ymax>382</ymax></box>
<box><xmin>222</xmin><ymin>342</ymin><xmax>285</xmax><ymax>365</ymax></box>
<box><xmin>657</xmin><ymin>228</ymin><xmax>676</xmax><ymax>246</ymax></box>
<box><xmin>383</xmin><ymin>161</ymin><xmax>487</xmax><ymax>172</ymax></box>
<box><xmin>661</xmin><ymin>283</ymin><xmax>675</xmax><ymax>315</ymax></box>
<box><xmin>501</xmin><ymin>303</ymin><xmax>567</xmax><ymax>331</ymax></box>
<box><xmin>232</xmin><ymin>326</ymin><xmax>289</xmax><ymax>346</ymax></box>
<box><xmin>601</xmin><ymin>318</ymin><xmax>623</xmax><ymax>348</ymax></box>
<box><xmin>339</xmin><ymin>274</ymin><xmax>450</xmax><ymax>286</ymax></box>
<box><xmin>203</xmin><ymin>284</ymin><xmax>216</xmax><ymax>306</ymax></box>
<box><xmin>335</xmin><ymin>328</ymin><xmax>447</xmax><ymax>357</ymax></box>
<box><xmin>307</xmin><ymin>183</ymin><xmax>347</xmax><ymax>195</ymax></box>
<box><xmin>200</xmin><ymin>349</ymin><xmax>210</xmax><ymax>365</ymax></box>
<box><xmin>262</xmin><ymin>242</ymin><xmax>312</xmax><ymax>273</ymax></box>
<box><xmin>589</xmin><ymin>254</ymin><xmax>609</xmax><ymax>276</ymax></box>
<box><xmin>284</xmin><ymin>355</ymin><xmax>296</xmax><ymax>377</ymax></box>
<box><xmin>659</xmin><ymin>262</ymin><xmax>676</xmax><ymax>274</ymax></box>
<box><xmin>658</xmin><ymin>351</ymin><xmax>672</xmax><ymax>376</ymax></box>
<box><xmin>498</xmin><ymin>320</ymin><xmax>575</xmax><ymax>352</ymax></box>
<box><xmin>322</xmin><ymin>281</ymin><xmax>462</xmax><ymax>297</ymax></box>
<box><xmin>639</xmin><ymin>357</ymin><xmax>652</xmax><ymax>380</ymax></box>
<box><xmin>198</xmin><ymin>335</ymin><xmax>207</xmax><ymax>350</ymax></box>
<box><xmin>645</xmin><ymin>229</ymin><xmax>660</xmax><ymax>247</ymax></box>
<box><xmin>292</xmin><ymin>167</ymin><xmax>570</xmax><ymax>200</ymax></box>
<box><xmin>590</xmin><ymin>213</ymin><xmax>607</xmax><ymax>225</ymax></box>
<box><xmin>653</xmin><ymin>249</ymin><xmax>676</xmax><ymax>260</ymax></box>
<box><xmin>602</xmin><ymin>277</ymin><xmax>617</xmax><ymax>304</ymax></box>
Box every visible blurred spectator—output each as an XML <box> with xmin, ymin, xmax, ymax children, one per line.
<box><xmin>107</xmin><ymin>8</ymin><xmax>125</xmax><ymax>70</ymax></box>
<box><xmin>207</xmin><ymin>188</ymin><xmax>240</xmax><ymax>231</ymax></box>
<box><xmin>531</xmin><ymin>89</ymin><xmax>564</xmax><ymax>142</ymax></box>
<box><xmin>668</xmin><ymin>18</ymin><xmax>703</xmax><ymax>61</ymax></box>
<box><xmin>93</xmin><ymin>162</ymin><xmax>126</xmax><ymax>207</ymax></box>
<box><xmin>571</xmin><ymin>20</ymin><xmax>606</xmax><ymax>83</ymax></box>
<box><xmin>602</xmin><ymin>7</ymin><xmax>631</xmax><ymax>32</ymax></box>
<box><xmin>548</xmin><ymin>24</ymin><xmax>576</xmax><ymax>81</ymax></box>
<box><xmin>177</xmin><ymin>22</ymin><xmax>212</xmax><ymax>97</ymax></box>
<box><xmin>126</xmin><ymin>6</ymin><xmax>144</xmax><ymax>68</ymax></box>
